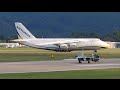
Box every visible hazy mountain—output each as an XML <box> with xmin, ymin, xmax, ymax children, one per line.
<box><xmin>0</xmin><ymin>12</ymin><xmax>120</xmax><ymax>38</ymax></box>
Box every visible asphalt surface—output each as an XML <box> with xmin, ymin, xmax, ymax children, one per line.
<box><xmin>0</xmin><ymin>58</ymin><xmax>120</xmax><ymax>74</ymax></box>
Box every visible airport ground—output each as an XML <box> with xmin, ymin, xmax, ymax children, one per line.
<box><xmin>0</xmin><ymin>58</ymin><xmax>120</xmax><ymax>79</ymax></box>
<box><xmin>0</xmin><ymin>48</ymin><xmax>120</xmax><ymax>79</ymax></box>
<box><xmin>0</xmin><ymin>68</ymin><xmax>120</xmax><ymax>79</ymax></box>
<box><xmin>0</xmin><ymin>48</ymin><xmax>120</xmax><ymax>62</ymax></box>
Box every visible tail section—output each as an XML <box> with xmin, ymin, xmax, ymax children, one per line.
<box><xmin>15</xmin><ymin>22</ymin><xmax>36</xmax><ymax>39</ymax></box>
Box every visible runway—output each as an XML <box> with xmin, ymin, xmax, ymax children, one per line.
<box><xmin>0</xmin><ymin>58</ymin><xmax>120</xmax><ymax>74</ymax></box>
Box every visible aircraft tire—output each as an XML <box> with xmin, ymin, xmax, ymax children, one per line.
<box><xmin>88</xmin><ymin>60</ymin><xmax>90</xmax><ymax>63</ymax></box>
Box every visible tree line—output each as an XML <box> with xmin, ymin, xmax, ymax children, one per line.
<box><xmin>69</xmin><ymin>31</ymin><xmax>120</xmax><ymax>42</ymax></box>
<box><xmin>0</xmin><ymin>30</ymin><xmax>120</xmax><ymax>43</ymax></box>
<box><xmin>0</xmin><ymin>35</ymin><xmax>17</xmax><ymax>43</ymax></box>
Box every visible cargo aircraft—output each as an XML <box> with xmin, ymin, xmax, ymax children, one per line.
<box><xmin>12</xmin><ymin>22</ymin><xmax>110</xmax><ymax>63</ymax></box>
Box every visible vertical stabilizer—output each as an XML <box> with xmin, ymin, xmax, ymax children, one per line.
<box><xmin>15</xmin><ymin>22</ymin><xmax>36</xmax><ymax>39</ymax></box>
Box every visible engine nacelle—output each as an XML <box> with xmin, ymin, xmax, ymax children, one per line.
<box><xmin>59</xmin><ymin>44</ymin><xmax>68</xmax><ymax>49</ymax></box>
<box><xmin>69</xmin><ymin>43</ymin><xmax>77</xmax><ymax>47</ymax></box>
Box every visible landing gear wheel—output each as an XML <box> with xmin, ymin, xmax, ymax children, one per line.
<box><xmin>88</xmin><ymin>60</ymin><xmax>90</xmax><ymax>63</ymax></box>
<box><xmin>78</xmin><ymin>59</ymin><xmax>82</xmax><ymax>63</ymax></box>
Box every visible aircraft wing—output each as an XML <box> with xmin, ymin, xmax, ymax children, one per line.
<box><xmin>35</xmin><ymin>40</ymin><xmax>80</xmax><ymax>46</ymax></box>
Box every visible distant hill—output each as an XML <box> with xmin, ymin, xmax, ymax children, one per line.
<box><xmin>0</xmin><ymin>12</ymin><xmax>120</xmax><ymax>38</ymax></box>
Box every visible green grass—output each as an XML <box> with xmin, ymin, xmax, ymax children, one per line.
<box><xmin>0</xmin><ymin>48</ymin><xmax>120</xmax><ymax>79</ymax></box>
<box><xmin>0</xmin><ymin>48</ymin><xmax>120</xmax><ymax>62</ymax></box>
<box><xmin>0</xmin><ymin>68</ymin><xmax>120</xmax><ymax>79</ymax></box>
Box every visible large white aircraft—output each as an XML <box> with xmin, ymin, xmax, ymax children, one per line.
<box><xmin>12</xmin><ymin>22</ymin><xmax>110</xmax><ymax>52</ymax></box>
<box><xmin>12</xmin><ymin>22</ymin><xmax>110</xmax><ymax>63</ymax></box>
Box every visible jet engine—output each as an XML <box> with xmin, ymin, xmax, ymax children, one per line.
<box><xmin>58</xmin><ymin>44</ymin><xmax>69</xmax><ymax>49</ymax></box>
<box><xmin>69</xmin><ymin>43</ymin><xmax>77</xmax><ymax>48</ymax></box>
